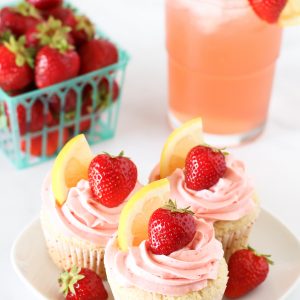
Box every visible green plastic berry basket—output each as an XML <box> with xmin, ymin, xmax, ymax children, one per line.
<box><xmin>0</xmin><ymin>29</ymin><xmax>129</xmax><ymax>169</ymax></box>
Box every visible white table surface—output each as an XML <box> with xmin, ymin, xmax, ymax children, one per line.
<box><xmin>0</xmin><ymin>0</ymin><xmax>299</xmax><ymax>299</ymax></box>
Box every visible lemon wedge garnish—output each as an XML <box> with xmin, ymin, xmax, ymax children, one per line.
<box><xmin>118</xmin><ymin>179</ymin><xmax>170</xmax><ymax>251</ymax></box>
<box><xmin>51</xmin><ymin>134</ymin><xmax>93</xmax><ymax>206</ymax></box>
<box><xmin>159</xmin><ymin>118</ymin><xmax>203</xmax><ymax>179</ymax></box>
<box><xmin>279</xmin><ymin>0</ymin><xmax>300</xmax><ymax>26</ymax></box>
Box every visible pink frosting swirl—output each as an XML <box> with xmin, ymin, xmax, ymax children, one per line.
<box><xmin>42</xmin><ymin>176</ymin><xmax>141</xmax><ymax>247</ymax></box>
<box><xmin>168</xmin><ymin>155</ymin><xmax>255</xmax><ymax>222</ymax></box>
<box><xmin>104</xmin><ymin>219</ymin><xmax>223</xmax><ymax>296</ymax></box>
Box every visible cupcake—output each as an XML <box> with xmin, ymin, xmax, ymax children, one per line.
<box><xmin>104</xmin><ymin>180</ymin><xmax>228</xmax><ymax>300</ymax></box>
<box><xmin>40</xmin><ymin>134</ymin><xmax>140</xmax><ymax>278</ymax></box>
<box><xmin>168</xmin><ymin>146</ymin><xmax>260</xmax><ymax>260</ymax></box>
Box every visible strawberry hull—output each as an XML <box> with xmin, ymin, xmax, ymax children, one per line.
<box><xmin>0</xmin><ymin>6</ymin><xmax>129</xmax><ymax>169</ymax></box>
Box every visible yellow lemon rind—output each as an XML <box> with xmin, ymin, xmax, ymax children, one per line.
<box><xmin>118</xmin><ymin>178</ymin><xmax>170</xmax><ymax>252</ymax></box>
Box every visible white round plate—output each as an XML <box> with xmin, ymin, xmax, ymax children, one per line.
<box><xmin>11</xmin><ymin>208</ymin><xmax>300</xmax><ymax>300</ymax></box>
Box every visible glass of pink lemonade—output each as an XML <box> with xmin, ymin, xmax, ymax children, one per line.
<box><xmin>165</xmin><ymin>0</ymin><xmax>283</xmax><ymax>145</ymax></box>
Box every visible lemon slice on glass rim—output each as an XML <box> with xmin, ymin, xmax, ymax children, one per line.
<box><xmin>51</xmin><ymin>134</ymin><xmax>93</xmax><ymax>206</ymax></box>
<box><xmin>159</xmin><ymin>117</ymin><xmax>203</xmax><ymax>179</ymax></box>
<box><xmin>279</xmin><ymin>0</ymin><xmax>300</xmax><ymax>26</ymax></box>
<box><xmin>118</xmin><ymin>178</ymin><xmax>170</xmax><ymax>251</ymax></box>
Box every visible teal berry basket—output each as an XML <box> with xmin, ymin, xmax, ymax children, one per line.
<box><xmin>0</xmin><ymin>41</ymin><xmax>129</xmax><ymax>169</ymax></box>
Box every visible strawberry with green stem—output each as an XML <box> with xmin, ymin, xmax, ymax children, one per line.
<box><xmin>25</xmin><ymin>16</ymin><xmax>74</xmax><ymax>49</ymax></box>
<box><xmin>0</xmin><ymin>2</ymin><xmax>42</xmax><ymax>36</ymax></box>
<box><xmin>185</xmin><ymin>145</ymin><xmax>227</xmax><ymax>191</ymax></box>
<box><xmin>225</xmin><ymin>246</ymin><xmax>273</xmax><ymax>298</ymax></box>
<box><xmin>59</xmin><ymin>266</ymin><xmax>108</xmax><ymax>300</ymax></box>
<box><xmin>34</xmin><ymin>21</ymin><xmax>80</xmax><ymax>88</ymax></box>
<box><xmin>0</xmin><ymin>35</ymin><xmax>34</xmax><ymax>92</ymax></box>
<box><xmin>45</xmin><ymin>6</ymin><xmax>77</xmax><ymax>28</ymax></box>
<box><xmin>72</xmin><ymin>15</ymin><xmax>95</xmax><ymax>47</ymax></box>
<box><xmin>88</xmin><ymin>151</ymin><xmax>138</xmax><ymax>208</ymax></box>
<box><xmin>148</xmin><ymin>200</ymin><xmax>196</xmax><ymax>255</ymax></box>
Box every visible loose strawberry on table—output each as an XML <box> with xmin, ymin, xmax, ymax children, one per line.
<box><xmin>88</xmin><ymin>152</ymin><xmax>138</xmax><ymax>208</ymax></box>
<box><xmin>59</xmin><ymin>266</ymin><xmax>108</xmax><ymax>300</ymax></box>
<box><xmin>225</xmin><ymin>246</ymin><xmax>273</xmax><ymax>298</ymax></box>
<box><xmin>185</xmin><ymin>145</ymin><xmax>227</xmax><ymax>191</ymax></box>
<box><xmin>148</xmin><ymin>200</ymin><xmax>196</xmax><ymax>255</ymax></box>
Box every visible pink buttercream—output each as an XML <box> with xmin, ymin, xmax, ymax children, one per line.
<box><xmin>42</xmin><ymin>176</ymin><xmax>141</xmax><ymax>247</ymax></box>
<box><xmin>105</xmin><ymin>218</ymin><xmax>223</xmax><ymax>296</ymax></box>
<box><xmin>168</xmin><ymin>155</ymin><xmax>255</xmax><ymax>222</ymax></box>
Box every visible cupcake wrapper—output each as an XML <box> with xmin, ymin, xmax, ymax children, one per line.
<box><xmin>106</xmin><ymin>258</ymin><xmax>228</xmax><ymax>300</ymax></box>
<box><xmin>41</xmin><ymin>217</ymin><xmax>106</xmax><ymax>278</ymax></box>
<box><xmin>215</xmin><ymin>220</ymin><xmax>255</xmax><ymax>261</ymax></box>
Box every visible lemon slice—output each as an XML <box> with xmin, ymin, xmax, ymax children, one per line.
<box><xmin>160</xmin><ymin>117</ymin><xmax>203</xmax><ymax>179</ymax></box>
<box><xmin>52</xmin><ymin>134</ymin><xmax>93</xmax><ymax>206</ymax></box>
<box><xmin>279</xmin><ymin>0</ymin><xmax>300</xmax><ymax>26</ymax></box>
<box><xmin>118</xmin><ymin>178</ymin><xmax>170</xmax><ymax>251</ymax></box>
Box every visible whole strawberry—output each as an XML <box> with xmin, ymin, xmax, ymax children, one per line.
<box><xmin>148</xmin><ymin>200</ymin><xmax>196</xmax><ymax>255</ymax></box>
<box><xmin>45</xmin><ymin>7</ymin><xmax>77</xmax><ymax>28</ymax></box>
<box><xmin>0</xmin><ymin>36</ymin><xmax>34</xmax><ymax>92</ymax></box>
<box><xmin>79</xmin><ymin>39</ymin><xmax>118</xmax><ymax>75</ymax></box>
<box><xmin>248</xmin><ymin>0</ymin><xmax>288</xmax><ymax>23</ymax></box>
<box><xmin>26</xmin><ymin>0</ymin><xmax>62</xmax><ymax>10</ymax></box>
<box><xmin>88</xmin><ymin>152</ymin><xmax>137</xmax><ymax>207</ymax></box>
<box><xmin>35</xmin><ymin>45</ymin><xmax>80</xmax><ymax>88</ymax></box>
<box><xmin>0</xmin><ymin>3</ymin><xmax>41</xmax><ymax>36</ymax></box>
<box><xmin>72</xmin><ymin>15</ymin><xmax>95</xmax><ymax>47</ymax></box>
<box><xmin>59</xmin><ymin>266</ymin><xmax>108</xmax><ymax>300</ymax></box>
<box><xmin>225</xmin><ymin>247</ymin><xmax>273</xmax><ymax>298</ymax></box>
<box><xmin>185</xmin><ymin>145</ymin><xmax>227</xmax><ymax>191</ymax></box>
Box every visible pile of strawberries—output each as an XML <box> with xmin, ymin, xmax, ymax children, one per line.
<box><xmin>0</xmin><ymin>0</ymin><xmax>120</xmax><ymax>156</ymax></box>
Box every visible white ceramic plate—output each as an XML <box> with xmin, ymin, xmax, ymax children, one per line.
<box><xmin>11</xmin><ymin>208</ymin><xmax>300</xmax><ymax>300</ymax></box>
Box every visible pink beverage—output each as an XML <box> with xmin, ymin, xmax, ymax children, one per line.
<box><xmin>166</xmin><ymin>0</ymin><xmax>282</xmax><ymax>145</ymax></box>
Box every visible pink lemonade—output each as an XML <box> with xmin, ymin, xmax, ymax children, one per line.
<box><xmin>166</xmin><ymin>0</ymin><xmax>282</xmax><ymax>142</ymax></box>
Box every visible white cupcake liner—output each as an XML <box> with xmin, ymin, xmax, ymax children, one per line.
<box><xmin>41</xmin><ymin>217</ymin><xmax>106</xmax><ymax>278</ymax></box>
<box><xmin>215</xmin><ymin>220</ymin><xmax>255</xmax><ymax>261</ymax></box>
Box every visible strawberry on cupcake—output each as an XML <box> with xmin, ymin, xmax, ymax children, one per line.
<box><xmin>40</xmin><ymin>134</ymin><xmax>141</xmax><ymax>278</ymax></box>
<box><xmin>104</xmin><ymin>180</ymin><xmax>228</xmax><ymax>300</ymax></box>
<box><xmin>168</xmin><ymin>144</ymin><xmax>260</xmax><ymax>260</ymax></box>
<box><xmin>149</xmin><ymin>118</ymin><xmax>260</xmax><ymax>260</ymax></box>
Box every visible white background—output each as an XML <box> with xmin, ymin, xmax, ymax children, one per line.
<box><xmin>0</xmin><ymin>0</ymin><xmax>300</xmax><ymax>299</ymax></box>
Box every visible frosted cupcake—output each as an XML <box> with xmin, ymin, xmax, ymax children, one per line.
<box><xmin>104</xmin><ymin>180</ymin><xmax>228</xmax><ymax>300</ymax></box>
<box><xmin>40</xmin><ymin>134</ymin><xmax>140</xmax><ymax>278</ymax></box>
<box><xmin>168</xmin><ymin>146</ymin><xmax>259</xmax><ymax>260</ymax></box>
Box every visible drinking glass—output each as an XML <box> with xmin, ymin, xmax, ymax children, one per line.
<box><xmin>165</xmin><ymin>0</ymin><xmax>282</xmax><ymax>145</ymax></box>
